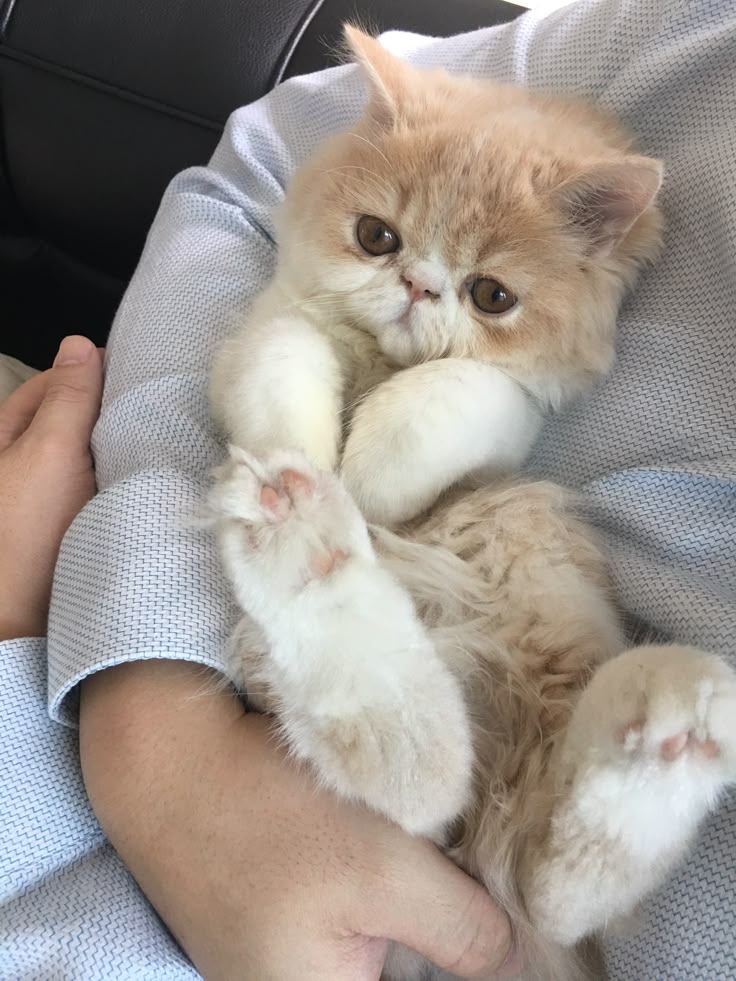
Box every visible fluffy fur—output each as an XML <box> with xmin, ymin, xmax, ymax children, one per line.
<box><xmin>208</xmin><ymin>28</ymin><xmax>736</xmax><ymax>981</ymax></box>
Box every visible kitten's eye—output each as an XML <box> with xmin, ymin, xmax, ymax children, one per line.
<box><xmin>356</xmin><ymin>216</ymin><xmax>400</xmax><ymax>256</ymax></box>
<box><xmin>470</xmin><ymin>278</ymin><xmax>517</xmax><ymax>315</ymax></box>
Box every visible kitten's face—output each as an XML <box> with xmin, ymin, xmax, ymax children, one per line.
<box><xmin>286</xmin><ymin>126</ymin><xmax>589</xmax><ymax>372</ymax></box>
<box><xmin>279</xmin><ymin>30</ymin><xmax>663</xmax><ymax>405</ymax></box>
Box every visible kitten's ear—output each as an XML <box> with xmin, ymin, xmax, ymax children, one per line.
<box><xmin>344</xmin><ymin>24</ymin><xmax>414</xmax><ymax>128</ymax></box>
<box><xmin>557</xmin><ymin>156</ymin><xmax>664</xmax><ymax>256</ymax></box>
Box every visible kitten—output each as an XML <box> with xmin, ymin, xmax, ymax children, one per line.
<box><xmin>208</xmin><ymin>28</ymin><xmax>736</xmax><ymax>981</ymax></box>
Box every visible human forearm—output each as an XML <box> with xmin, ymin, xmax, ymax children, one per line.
<box><xmin>80</xmin><ymin>660</ymin><xmax>247</xmax><ymax>977</ymax></box>
<box><xmin>80</xmin><ymin>660</ymin><xmax>516</xmax><ymax>981</ymax></box>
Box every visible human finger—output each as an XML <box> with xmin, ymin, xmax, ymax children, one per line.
<box><xmin>0</xmin><ymin>370</ymin><xmax>49</xmax><ymax>451</ymax></box>
<box><xmin>366</xmin><ymin>837</ymin><xmax>517</xmax><ymax>979</ymax></box>
<box><xmin>25</xmin><ymin>336</ymin><xmax>103</xmax><ymax>457</ymax></box>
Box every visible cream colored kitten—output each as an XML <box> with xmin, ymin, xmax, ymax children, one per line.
<box><xmin>208</xmin><ymin>28</ymin><xmax>736</xmax><ymax>981</ymax></box>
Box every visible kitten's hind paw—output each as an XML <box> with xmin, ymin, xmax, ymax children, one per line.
<box><xmin>209</xmin><ymin>445</ymin><xmax>374</xmax><ymax>607</ymax></box>
<box><xmin>210</xmin><ymin>447</ymin><xmax>474</xmax><ymax>838</ymax></box>
<box><xmin>210</xmin><ymin>446</ymin><xmax>321</xmax><ymax>529</ymax></box>
<box><xmin>299</xmin><ymin>678</ymin><xmax>474</xmax><ymax>837</ymax></box>
<box><xmin>617</xmin><ymin>719</ymin><xmax>720</xmax><ymax>763</ymax></box>
<box><xmin>526</xmin><ymin>645</ymin><xmax>736</xmax><ymax>945</ymax></box>
<box><xmin>567</xmin><ymin>644</ymin><xmax>736</xmax><ymax>851</ymax></box>
<box><xmin>604</xmin><ymin>645</ymin><xmax>736</xmax><ymax>781</ymax></box>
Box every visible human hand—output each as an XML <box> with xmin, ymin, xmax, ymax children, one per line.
<box><xmin>0</xmin><ymin>336</ymin><xmax>103</xmax><ymax>640</ymax></box>
<box><xmin>81</xmin><ymin>660</ymin><xmax>519</xmax><ymax>981</ymax></box>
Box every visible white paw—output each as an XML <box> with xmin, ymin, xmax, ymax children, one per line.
<box><xmin>600</xmin><ymin>645</ymin><xmax>736</xmax><ymax>770</ymax></box>
<box><xmin>528</xmin><ymin>646</ymin><xmax>736</xmax><ymax>946</ymax></box>
<box><xmin>298</xmin><ymin>678</ymin><xmax>474</xmax><ymax>837</ymax></box>
<box><xmin>570</xmin><ymin>644</ymin><xmax>736</xmax><ymax>853</ymax></box>
<box><xmin>210</xmin><ymin>447</ymin><xmax>473</xmax><ymax>837</ymax></box>
<box><xmin>209</xmin><ymin>445</ymin><xmax>374</xmax><ymax>613</ymax></box>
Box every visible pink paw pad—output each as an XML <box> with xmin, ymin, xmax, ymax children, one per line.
<box><xmin>617</xmin><ymin>722</ymin><xmax>720</xmax><ymax>762</ymax></box>
<box><xmin>280</xmin><ymin>468</ymin><xmax>313</xmax><ymax>502</ymax></box>
<box><xmin>257</xmin><ymin>468</ymin><xmax>314</xmax><ymax>521</ymax></box>
<box><xmin>259</xmin><ymin>484</ymin><xmax>289</xmax><ymax>521</ymax></box>
<box><xmin>310</xmin><ymin>548</ymin><xmax>348</xmax><ymax>579</ymax></box>
<box><xmin>660</xmin><ymin>732</ymin><xmax>689</xmax><ymax>761</ymax></box>
<box><xmin>260</xmin><ymin>484</ymin><xmax>282</xmax><ymax>511</ymax></box>
<box><xmin>660</xmin><ymin>732</ymin><xmax>720</xmax><ymax>762</ymax></box>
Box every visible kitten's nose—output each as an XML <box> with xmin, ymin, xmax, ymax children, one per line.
<box><xmin>402</xmin><ymin>263</ymin><xmax>443</xmax><ymax>302</ymax></box>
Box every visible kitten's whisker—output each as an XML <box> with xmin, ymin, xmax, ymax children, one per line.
<box><xmin>289</xmin><ymin>294</ymin><xmax>344</xmax><ymax>306</ymax></box>
<box><xmin>342</xmin><ymin>385</ymin><xmax>381</xmax><ymax>415</ymax></box>
<box><xmin>497</xmin><ymin>236</ymin><xmax>554</xmax><ymax>250</ymax></box>
<box><xmin>319</xmin><ymin>165</ymin><xmax>394</xmax><ymax>194</ymax></box>
<box><xmin>278</xmin><ymin>293</ymin><xmax>352</xmax><ymax>315</ymax></box>
<box><xmin>337</xmin><ymin>312</ymin><xmax>378</xmax><ymax>336</ymax></box>
<box><xmin>284</xmin><ymin>283</ymin><xmax>371</xmax><ymax>308</ymax></box>
<box><xmin>346</xmin><ymin>131</ymin><xmax>392</xmax><ymax>167</ymax></box>
<box><xmin>314</xmin><ymin>163</ymin><xmax>394</xmax><ymax>206</ymax></box>
<box><xmin>279</xmin><ymin>285</ymin><xmax>382</xmax><ymax>317</ymax></box>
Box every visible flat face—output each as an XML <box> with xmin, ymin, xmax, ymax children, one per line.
<box><xmin>281</xmin><ymin>55</ymin><xmax>661</xmax><ymax>405</ymax></box>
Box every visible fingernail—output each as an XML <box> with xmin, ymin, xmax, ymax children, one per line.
<box><xmin>54</xmin><ymin>335</ymin><xmax>93</xmax><ymax>366</ymax></box>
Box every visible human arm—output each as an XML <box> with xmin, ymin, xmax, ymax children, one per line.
<box><xmin>0</xmin><ymin>344</ymin><xmax>198</xmax><ymax>978</ymax></box>
<box><xmin>0</xmin><ymin>336</ymin><xmax>102</xmax><ymax>641</ymax></box>
<box><xmin>80</xmin><ymin>659</ymin><xmax>517</xmax><ymax>981</ymax></box>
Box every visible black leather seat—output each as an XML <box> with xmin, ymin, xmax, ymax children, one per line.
<box><xmin>0</xmin><ymin>0</ymin><xmax>520</xmax><ymax>368</ymax></box>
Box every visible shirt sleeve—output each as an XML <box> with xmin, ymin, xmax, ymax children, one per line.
<box><xmin>0</xmin><ymin>637</ymin><xmax>198</xmax><ymax>979</ymax></box>
<box><xmin>1</xmin><ymin>637</ymin><xmax>101</xmax><ymax>890</ymax></box>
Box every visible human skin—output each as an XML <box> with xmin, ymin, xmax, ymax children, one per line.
<box><xmin>81</xmin><ymin>659</ymin><xmax>517</xmax><ymax>980</ymax></box>
<box><xmin>0</xmin><ymin>335</ymin><xmax>103</xmax><ymax>641</ymax></box>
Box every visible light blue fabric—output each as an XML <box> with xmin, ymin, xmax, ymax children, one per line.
<box><xmin>0</xmin><ymin>639</ymin><xmax>197</xmax><ymax>978</ymax></box>
<box><xmin>1</xmin><ymin>0</ymin><xmax>734</xmax><ymax>976</ymax></box>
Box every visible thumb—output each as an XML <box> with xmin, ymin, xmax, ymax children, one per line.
<box><xmin>368</xmin><ymin>839</ymin><xmax>520</xmax><ymax>979</ymax></box>
<box><xmin>28</xmin><ymin>336</ymin><xmax>103</xmax><ymax>455</ymax></box>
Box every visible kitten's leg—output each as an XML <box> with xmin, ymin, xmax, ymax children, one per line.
<box><xmin>523</xmin><ymin>644</ymin><xmax>736</xmax><ymax>946</ymax></box>
<box><xmin>209</xmin><ymin>308</ymin><xmax>343</xmax><ymax>471</ymax></box>
<box><xmin>210</xmin><ymin>446</ymin><xmax>474</xmax><ymax>836</ymax></box>
<box><xmin>226</xmin><ymin>615</ymin><xmax>281</xmax><ymax>714</ymax></box>
<box><xmin>341</xmin><ymin>359</ymin><xmax>542</xmax><ymax>526</ymax></box>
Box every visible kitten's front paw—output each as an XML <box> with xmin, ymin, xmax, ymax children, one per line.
<box><xmin>209</xmin><ymin>446</ymin><xmax>374</xmax><ymax>612</ymax></box>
